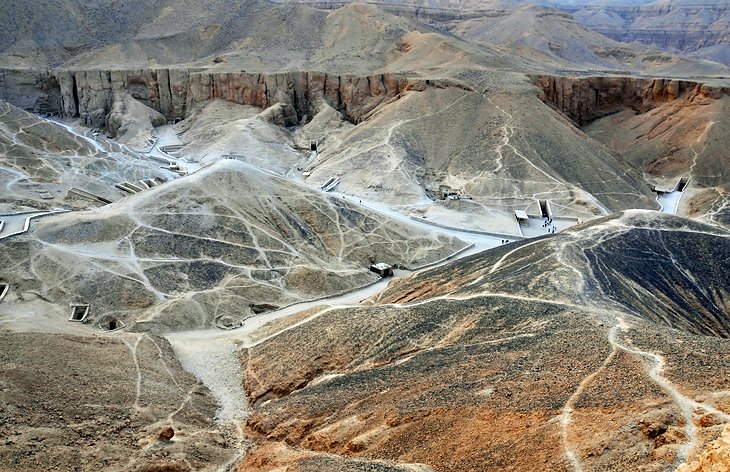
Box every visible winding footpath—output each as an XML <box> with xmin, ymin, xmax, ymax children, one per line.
<box><xmin>14</xmin><ymin>116</ymin><xmax>724</xmax><ymax>470</ymax></box>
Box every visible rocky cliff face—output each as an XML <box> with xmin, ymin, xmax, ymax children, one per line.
<box><xmin>532</xmin><ymin>75</ymin><xmax>729</xmax><ymax>125</ymax></box>
<box><xmin>0</xmin><ymin>67</ymin><xmax>472</xmax><ymax>130</ymax></box>
<box><xmin>278</xmin><ymin>0</ymin><xmax>500</xmax><ymax>21</ymax></box>
<box><xmin>572</xmin><ymin>2</ymin><xmax>730</xmax><ymax>59</ymax></box>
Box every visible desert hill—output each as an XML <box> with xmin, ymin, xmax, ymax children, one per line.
<box><xmin>240</xmin><ymin>211</ymin><xmax>730</xmax><ymax>471</ymax></box>
<box><xmin>0</xmin><ymin>100</ymin><xmax>172</xmax><ymax>212</ymax></box>
<box><xmin>448</xmin><ymin>4</ymin><xmax>729</xmax><ymax>76</ymax></box>
<box><xmin>303</xmin><ymin>65</ymin><xmax>658</xmax><ymax>225</ymax></box>
<box><xmin>0</xmin><ymin>330</ymin><xmax>239</xmax><ymax>471</ymax></box>
<box><xmin>286</xmin><ymin>0</ymin><xmax>730</xmax><ymax>76</ymax></box>
<box><xmin>0</xmin><ymin>0</ymin><xmax>451</xmax><ymax>73</ymax></box>
<box><xmin>572</xmin><ymin>0</ymin><xmax>730</xmax><ymax>65</ymax></box>
<box><xmin>0</xmin><ymin>1</ymin><xmax>728</xmax><ymax>471</ymax></box>
<box><xmin>0</xmin><ymin>159</ymin><xmax>466</xmax><ymax>332</ymax></box>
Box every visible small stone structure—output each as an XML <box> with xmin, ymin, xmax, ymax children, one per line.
<box><xmin>654</xmin><ymin>177</ymin><xmax>691</xmax><ymax>194</ymax></box>
<box><xmin>69</xmin><ymin>303</ymin><xmax>90</xmax><ymax>322</ymax></box>
<box><xmin>321</xmin><ymin>177</ymin><xmax>340</xmax><ymax>192</ymax></box>
<box><xmin>370</xmin><ymin>263</ymin><xmax>394</xmax><ymax>278</ymax></box>
<box><xmin>514</xmin><ymin>210</ymin><xmax>529</xmax><ymax>224</ymax></box>
<box><xmin>68</xmin><ymin>187</ymin><xmax>113</xmax><ymax>204</ymax></box>
<box><xmin>677</xmin><ymin>177</ymin><xmax>689</xmax><ymax>192</ymax></box>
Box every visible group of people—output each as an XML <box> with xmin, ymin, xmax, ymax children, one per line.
<box><xmin>500</xmin><ymin>239</ymin><xmax>511</xmax><ymax>244</ymax></box>
<box><xmin>543</xmin><ymin>218</ymin><xmax>557</xmax><ymax>234</ymax></box>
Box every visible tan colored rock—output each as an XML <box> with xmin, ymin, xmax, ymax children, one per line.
<box><xmin>677</xmin><ymin>425</ymin><xmax>730</xmax><ymax>472</ymax></box>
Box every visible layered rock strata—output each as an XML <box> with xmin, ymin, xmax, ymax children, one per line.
<box><xmin>0</xmin><ymin>68</ymin><xmax>472</xmax><ymax>129</ymax></box>
<box><xmin>532</xmin><ymin>75</ymin><xmax>730</xmax><ymax>126</ymax></box>
<box><xmin>572</xmin><ymin>2</ymin><xmax>730</xmax><ymax>56</ymax></box>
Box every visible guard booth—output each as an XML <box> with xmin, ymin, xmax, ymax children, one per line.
<box><xmin>514</xmin><ymin>210</ymin><xmax>529</xmax><ymax>226</ymax></box>
<box><xmin>370</xmin><ymin>263</ymin><xmax>394</xmax><ymax>278</ymax></box>
<box><xmin>538</xmin><ymin>199</ymin><xmax>553</xmax><ymax>219</ymax></box>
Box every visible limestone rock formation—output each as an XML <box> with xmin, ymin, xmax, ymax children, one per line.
<box><xmin>1</xmin><ymin>68</ymin><xmax>473</xmax><ymax>129</ymax></box>
<box><xmin>572</xmin><ymin>1</ymin><xmax>730</xmax><ymax>65</ymax></box>
<box><xmin>106</xmin><ymin>92</ymin><xmax>167</xmax><ymax>147</ymax></box>
<box><xmin>532</xmin><ymin>75</ymin><xmax>729</xmax><ymax>126</ymax></box>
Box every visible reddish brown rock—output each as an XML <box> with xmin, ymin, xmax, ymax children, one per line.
<box><xmin>158</xmin><ymin>426</ymin><xmax>175</xmax><ymax>441</ymax></box>
<box><xmin>531</xmin><ymin>74</ymin><xmax>729</xmax><ymax>125</ymax></box>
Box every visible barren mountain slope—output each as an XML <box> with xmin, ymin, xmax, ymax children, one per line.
<box><xmin>572</xmin><ymin>82</ymin><xmax>730</xmax><ymax>228</ymax></box>
<box><xmin>286</xmin><ymin>0</ymin><xmax>730</xmax><ymax>77</ymax></box>
<box><xmin>240</xmin><ymin>211</ymin><xmax>730</xmax><ymax>471</ymax></box>
<box><xmin>0</xmin><ymin>0</ymin><xmax>317</xmax><ymax>69</ymax></box>
<box><xmin>0</xmin><ymin>159</ymin><xmax>465</xmax><ymax>332</ymax></box>
<box><xmin>0</xmin><ymin>2</ymin><xmax>685</xmax><ymax>223</ymax></box>
<box><xmin>449</xmin><ymin>4</ymin><xmax>729</xmax><ymax>76</ymax></box>
<box><xmin>573</xmin><ymin>0</ymin><xmax>730</xmax><ymax>65</ymax></box>
<box><xmin>531</xmin><ymin>74</ymin><xmax>730</xmax><ymax>228</ymax></box>
<box><xmin>0</xmin><ymin>0</ymin><xmax>450</xmax><ymax>74</ymax></box>
<box><xmin>0</xmin><ymin>331</ymin><xmax>238</xmax><ymax>472</ymax></box>
<box><xmin>0</xmin><ymin>100</ymin><xmax>173</xmax><ymax>212</ymax></box>
<box><xmin>304</xmin><ymin>57</ymin><xmax>657</xmax><ymax>224</ymax></box>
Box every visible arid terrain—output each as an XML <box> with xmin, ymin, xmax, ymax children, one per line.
<box><xmin>0</xmin><ymin>0</ymin><xmax>728</xmax><ymax>471</ymax></box>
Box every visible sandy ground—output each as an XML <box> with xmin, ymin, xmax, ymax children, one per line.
<box><xmin>520</xmin><ymin>216</ymin><xmax>579</xmax><ymax>238</ymax></box>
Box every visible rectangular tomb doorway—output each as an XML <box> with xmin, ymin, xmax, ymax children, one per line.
<box><xmin>69</xmin><ymin>304</ymin><xmax>90</xmax><ymax>322</ymax></box>
<box><xmin>677</xmin><ymin>177</ymin><xmax>689</xmax><ymax>192</ymax></box>
<box><xmin>538</xmin><ymin>199</ymin><xmax>553</xmax><ymax>219</ymax></box>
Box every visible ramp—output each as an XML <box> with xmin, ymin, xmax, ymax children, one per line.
<box><xmin>68</xmin><ymin>188</ymin><xmax>114</xmax><ymax>204</ymax></box>
<box><xmin>321</xmin><ymin>178</ymin><xmax>340</xmax><ymax>192</ymax></box>
<box><xmin>115</xmin><ymin>182</ymin><xmax>145</xmax><ymax>194</ymax></box>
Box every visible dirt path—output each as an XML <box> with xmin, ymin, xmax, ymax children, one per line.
<box><xmin>609</xmin><ymin>316</ymin><xmax>730</xmax><ymax>465</ymax></box>
<box><xmin>0</xmin><ymin>211</ymin><xmax>65</xmax><ymax>240</ymax></box>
